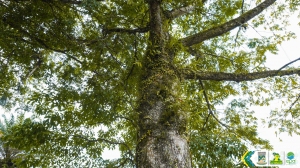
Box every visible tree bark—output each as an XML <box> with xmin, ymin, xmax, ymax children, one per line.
<box><xmin>136</xmin><ymin>0</ymin><xmax>191</xmax><ymax>167</ymax></box>
<box><xmin>182</xmin><ymin>68</ymin><xmax>300</xmax><ymax>82</ymax></box>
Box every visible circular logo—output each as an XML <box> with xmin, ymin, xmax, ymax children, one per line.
<box><xmin>287</xmin><ymin>152</ymin><xmax>294</xmax><ymax>160</ymax></box>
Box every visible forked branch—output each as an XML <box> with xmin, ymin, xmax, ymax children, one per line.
<box><xmin>180</xmin><ymin>0</ymin><xmax>276</xmax><ymax>47</ymax></box>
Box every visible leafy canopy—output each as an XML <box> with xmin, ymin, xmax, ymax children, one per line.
<box><xmin>0</xmin><ymin>0</ymin><xmax>299</xmax><ymax>167</ymax></box>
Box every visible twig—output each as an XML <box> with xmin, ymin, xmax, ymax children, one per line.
<box><xmin>277</xmin><ymin>57</ymin><xmax>300</xmax><ymax>72</ymax></box>
<box><xmin>71</xmin><ymin>134</ymin><xmax>135</xmax><ymax>159</ymax></box>
<box><xmin>24</xmin><ymin>59</ymin><xmax>42</xmax><ymax>82</ymax></box>
<box><xmin>234</xmin><ymin>0</ymin><xmax>245</xmax><ymax>47</ymax></box>
<box><xmin>115</xmin><ymin>114</ymin><xmax>137</xmax><ymax>127</ymax></box>
<box><xmin>199</xmin><ymin>80</ymin><xmax>230</xmax><ymax>130</ymax></box>
<box><xmin>288</xmin><ymin>93</ymin><xmax>300</xmax><ymax>116</ymax></box>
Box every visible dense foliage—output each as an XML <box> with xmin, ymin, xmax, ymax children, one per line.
<box><xmin>0</xmin><ymin>0</ymin><xmax>299</xmax><ymax>167</ymax></box>
<box><xmin>0</xmin><ymin>114</ymin><xmax>24</xmax><ymax>167</ymax></box>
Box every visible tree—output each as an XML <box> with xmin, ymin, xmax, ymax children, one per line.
<box><xmin>0</xmin><ymin>114</ymin><xmax>23</xmax><ymax>167</ymax></box>
<box><xmin>0</xmin><ymin>0</ymin><xmax>299</xmax><ymax>167</ymax></box>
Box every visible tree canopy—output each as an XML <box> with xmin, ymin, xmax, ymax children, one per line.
<box><xmin>0</xmin><ymin>114</ymin><xmax>24</xmax><ymax>167</ymax></box>
<box><xmin>0</xmin><ymin>0</ymin><xmax>300</xmax><ymax>167</ymax></box>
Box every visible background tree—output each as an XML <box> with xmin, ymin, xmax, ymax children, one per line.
<box><xmin>0</xmin><ymin>114</ymin><xmax>24</xmax><ymax>168</ymax></box>
<box><xmin>0</xmin><ymin>0</ymin><xmax>299</xmax><ymax>167</ymax></box>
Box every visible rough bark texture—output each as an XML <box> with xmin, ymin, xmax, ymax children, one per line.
<box><xmin>182</xmin><ymin>68</ymin><xmax>300</xmax><ymax>82</ymax></box>
<box><xmin>135</xmin><ymin>0</ymin><xmax>283</xmax><ymax>167</ymax></box>
<box><xmin>136</xmin><ymin>0</ymin><xmax>191</xmax><ymax>167</ymax></box>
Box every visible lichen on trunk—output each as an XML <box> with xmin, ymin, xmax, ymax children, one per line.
<box><xmin>136</xmin><ymin>49</ymin><xmax>191</xmax><ymax>168</ymax></box>
<box><xmin>136</xmin><ymin>0</ymin><xmax>191</xmax><ymax>167</ymax></box>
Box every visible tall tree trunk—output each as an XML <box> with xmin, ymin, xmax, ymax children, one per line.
<box><xmin>136</xmin><ymin>1</ymin><xmax>191</xmax><ymax>167</ymax></box>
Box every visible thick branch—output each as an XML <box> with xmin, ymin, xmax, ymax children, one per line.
<box><xmin>180</xmin><ymin>0</ymin><xmax>276</xmax><ymax>47</ymax></box>
<box><xmin>103</xmin><ymin>26</ymin><xmax>149</xmax><ymax>35</ymax></box>
<box><xmin>52</xmin><ymin>0</ymin><xmax>89</xmax><ymax>4</ymax></box>
<box><xmin>182</xmin><ymin>69</ymin><xmax>300</xmax><ymax>82</ymax></box>
<box><xmin>165</xmin><ymin>5</ymin><xmax>195</xmax><ymax>19</ymax></box>
<box><xmin>165</xmin><ymin>0</ymin><xmax>208</xmax><ymax>19</ymax></box>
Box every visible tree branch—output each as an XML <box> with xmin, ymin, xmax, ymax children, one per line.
<box><xmin>24</xmin><ymin>56</ymin><xmax>43</xmax><ymax>83</ymax></box>
<box><xmin>180</xmin><ymin>0</ymin><xmax>276</xmax><ymax>47</ymax></box>
<box><xmin>188</xmin><ymin>47</ymin><xmax>233</xmax><ymax>62</ymax></box>
<box><xmin>14</xmin><ymin>0</ymin><xmax>104</xmax><ymax>5</ymax></box>
<box><xmin>3</xmin><ymin>17</ymin><xmax>83</xmax><ymax>65</ymax></box>
<box><xmin>288</xmin><ymin>93</ymin><xmax>300</xmax><ymax>115</ymax></box>
<box><xmin>164</xmin><ymin>0</ymin><xmax>208</xmax><ymax>19</ymax></box>
<box><xmin>200</xmin><ymin>80</ymin><xmax>230</xmax><ymax>130</ymax></box>
<box><xmin>71</xmin><ymin>134</ymin><xmax>135</xmax><ymax>158</ymax></box>
<box><xmin>165</xmin><ymin>5</ymin><xmax>195</xmax><ymax>19</ymax></box>
<box><xmin>277</xmin><ymin>57</ymin><xmax>300</xmax><ymax>72</ymax></box>
<box><xmin>103</xmin><ymin>25</ymin><xmax>149</xmax><ymax>35</ymax></box>
<box><xmin>182</xmin><ymin>68</ymin><xmax>300</xmax><ymax>82</ymax></box>
<box><xmin>234</xmin><ymin>0</ymin><xmax>246</xmax><ymax>47</ymax></box>
<box><xmin>58</xmin><ymin>0</ymin><xmax>103</xmax><ymax>4</ymax></box>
